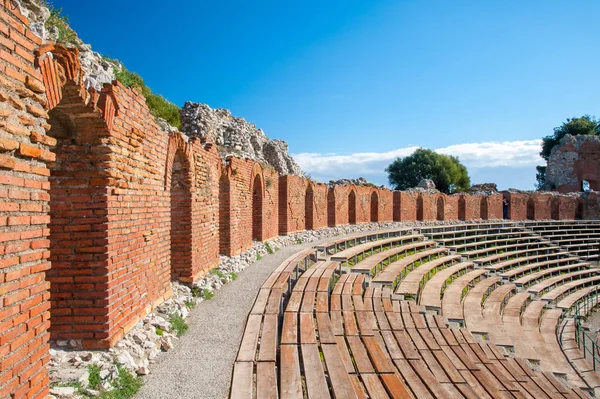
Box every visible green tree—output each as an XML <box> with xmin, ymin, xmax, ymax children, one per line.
<box><xmin>537</xmin><ymin>115</ymin><xmax>600</xmax><ymax>188</ymax></box>
<box><xmin>385</xmin><ymin>148</ymin><xmax>471</xmax><ymax>194</ymax></box>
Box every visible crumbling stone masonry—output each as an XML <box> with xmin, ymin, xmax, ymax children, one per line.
<box><xmin>1</xmin><ymin>3</ymin><xmax>599</xmax><ymax>397</ymax></box>
<box><xmin>545</xmin><ymin>134</ymin><xmax>600</xmax><ymax>192</ymax></box>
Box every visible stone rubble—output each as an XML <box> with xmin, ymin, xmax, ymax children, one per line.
<box><xmin>180</xmin><ymin>102</ymin><xmax>305</xmax><ymax>176</ymax></box>
<box><xmin>328</xmin><ymin>177</ymin><xmax>380</xmax><ymax>187</ymax></box>
<box><xmin>470</xmin><ymin>183</ymin><xmax>498</xmax><ymax>195</ymax></box>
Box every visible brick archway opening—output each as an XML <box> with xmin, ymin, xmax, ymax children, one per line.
<box><xmin>348</xmin><ymin>190</ymin><xmax>357</xmax><ymax>224</ymax></box>
<box><xmin>252</xmin><ymin>174</ymin><xmax>263</xmax><ymax>241</ymax></box>
<box><xmin>480</xmin><ymin>197</ymin><xmax>488</xmax><ymax>220</ymax></box>
<box><xmin>416</xmin><ymin>196</ymin><xmax>424</xmax><ymax>221</ymax></box>
<box><xmin>305</xmin><ymin>184</ymin><xmax>314</xmax><ymax>230</ymax></box>
<box><xmin>458</xmin><ymin>196</ymin><xmax>466</xmax><ymax>220</ymax></box>
<box><xmin>46</xmin><ymin>103</ymin><xmax>112</xmax><ymax>344</ymax></box>
<box><xmin>551</xmin><ymin>197</ymin><xmax>560</xmax><ymax>220</ymax></box>
<box><xmin>327</xmin><ymin>189</ymin><xmax>335</xmax><ymax>227</ymax></box>
<box><xmin>526</xmin><ymin>197</ymin><xmax>535</xmax><ymax>220</ymax></box>
<box><xmin>370</xmin><ymin>192</ymin><xmax>379</xmax><ymax>223</ymax></box>
<box><xmin>436</xmin><ymin>196</ymin><xmax>444</xmax><ymax>221</ymax></box>
<box><xmin>170</xmin><ymin>151</ymin><xmax>193</xmax><ymax>281</ymax></box>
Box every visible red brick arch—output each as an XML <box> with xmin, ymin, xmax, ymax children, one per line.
<box><xmin>165</xmin><ymin>132</ymin><xmax>196</xmax><ymax>191</ymax></box>
<box><xmin>305</xmin><ymin>181</ymin><xmax>314</xmax><ymax>230</ymax></box>
<box><xmin>38</xmin><ymin>44</ymin><xmax>120</xmax><ymax>347</ymax></box>
<box><xmin>348</xmin><ymin>185</ymin><xmax>357</xmax><ymax>224</ymax></box>
<box><xmin>436</xmin><ymin>195</ymin><xmax>445</xmax><ymax>221</ymax></box>
<box><xmin>370</xmin><ymin>188</ymin><xmax>379</xmax><ymax>222</ymax></box>
<box><xmin>164</xmin><ymin>133</ymin><xmax>196</xmax><ymax>281</ymax></box>
<box><xmin>250</xmin><ymin>163</ymin><xmax>265</xmax><ymax>241</ymax></box>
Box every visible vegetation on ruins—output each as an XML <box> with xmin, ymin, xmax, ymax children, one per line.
<box><xmin>169</xmin><ymin>314</ymin><xmax>189</xmax><ymax>336</ymax></box>
<box><xmin>111</xmin><ymin>64</ymin><xmax>182</xmax><ymax>129</ymax></box>
<box><xmin>43</xmin><ymin>4</ymin><xmax>181</xmax><ymax>129</ymax></box>
<box><xmin>536</xmin><ymin>115</ymin><xmax>600</xmax><ymax>188</ymax></box>
<box><xmin>385</xmin><ymin>148</ymin><xmax>470</xmax><ymax>194</ymax></box>
<box><xmin>44</xmin><ymin>3</ymin><xmax>77</xmax><ymax>44</ymax></box>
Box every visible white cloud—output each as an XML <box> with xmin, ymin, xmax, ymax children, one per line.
<box><xmin>436</xmin><ymin>140</ymin><xmax>543</xmax><ymax>168</ymax></box>
<box><xmin>292</xmin><ymin>139</ymin><xmax>545</xmax><ymax>187</ymax></box>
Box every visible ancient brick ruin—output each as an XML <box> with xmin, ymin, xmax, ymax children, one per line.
<box><xmin>1</xmin><ymin>2</ymin><xmax>600</xmax><ymax>398</ymax></box>
<box><xmin>545</xmin><ymin>134</ymin><xmax>600</xmax><ymax>192</ymax></box>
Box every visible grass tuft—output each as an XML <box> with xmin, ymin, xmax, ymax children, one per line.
<box><xmin>203</xmin><ymin>289</ymin><xmax>214</xmax><ymax>300</ymax></box>
<box><xmin>169</xmin><ymin>314</ymin><xmax>189</xmax><ymax>337</ymax></box>
<box><xmin>88</xmin><ymin>364</ymin><xmax>102</xmax><ymax>390</ymax></box>
<box><xmin>265</xmin><ymin>242</ymin><xmax>274</xmax><ymax>254</ymax></box>
<box><xmin>210</xmin><ymin>268</ymin><xmax>225</xmax><ymax>278</ymax></box>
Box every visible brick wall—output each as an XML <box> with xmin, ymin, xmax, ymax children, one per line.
<box><xmin>581</xmin><ymin>192</ymin><xmax>600</xmax><ymax>219</ymax></box>
<box><xmin>311</xmin><ymin>182</ymin><xmax>328</xmax><ymax>229</ymax></box>
<box><xmin>378</xmin><ymin>188</ymin><xmax>393</xmax><ymax>222</ymax></box>
<box><xmin>396</xmin><ymin>192</ymin><xmax>418</xmax><ymax>221</ymax></box>
<box><xmin>0</xmin><ymin>2</ymin><xmax>51</xmax><ymax>397</ymax></box>
<box><xmin>552</xmin><ymin>196</ymin><xmax>578</xmax><ymax>220</ymax></box>
<box><xmin>220</xmin><ymin>158</ymin><xmax>256</xmax><ymax>256</ymax></box>
<box><xmin>417</xmin><ymin>193</ymin><xmax>439</xmax><ymax>221</ymax></box>
<box><xmin>262</xmin><ymin>167</ymin><xmax>279</xmax><ymax>240</ymax></box>
<box><xmin>486</xmin><ymin>194</ymin><xmax>503</xmax><ymax>220</ymax></box>
<box><xmin>504</xmin><ymin>192</ymin><xmax>528</xmax><ymax>220</ymax></box>
<box><xmin>458</xmin><ymin>194</ymin><xmax>479</xmax><ymax>220</ymax></box>
<box><xmin>354</xmin><ymin>186</ymin><xmax>371</xmax><ymax>224</ymax></box>
<box><xmin>278</xmin><ymin>175</ymin><xmax>305</xmax><ymax>235</ymax></box>
<box><xmin>328</xmin><ymin>185</ymin><xmax>349</xmax><ymax>226</ymax></box>
<box><xmin>220</xmin><ymin>159</ymin><xmax>278</xmax><ymax>255</ymax></box>
<box><xmin>442</xmin><ymin>195</ymin><xmax>457</xmax><ymax>220</ymax></box>
<box><xmin>528</xmin><ymin>193</ymin><xmax>552</xmax><ymax>220</ymax></box>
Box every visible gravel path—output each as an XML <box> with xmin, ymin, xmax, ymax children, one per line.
<box><xmin>135</xmin><ymin>235</ymin><xmax>350</xmax><ymax>399</ymax></box>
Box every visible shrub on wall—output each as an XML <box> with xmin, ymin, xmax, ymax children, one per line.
<box><xmin>110</xmin><ymin>62</ymin><xmax>182</xmax><ymax>129</ymax></box>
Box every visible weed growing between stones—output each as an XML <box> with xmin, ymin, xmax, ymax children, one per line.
<box><xmin>211</xmin><ymin>268</ymin><xmax>225</xmax><ymax>278</ymax></box>
<box><xmin>155</xmin><ymin>327</ymin><xmax>164</xmax><ymax>336</ymax></box>
<box><xmin>191</xmin><ymin>286</ymin><xmax>202</xmax><ymax>297</ymax></box>
<box><xmin>184</xmin><ymin>299</ymin><xmax>196</xmax><ymax>309</ymax></box>
<box><xmin>203</xmin><ymin>288</ymin><xmax>215</xmax><ymax>300</ymax></box>
<box><xmin>265</xmin><ymin>242</ymin><xmax>275</xmax><ymax>254</ymax></box>
<box><xmin>88</xmin><ymin>364</ymin><xmax>102</xmax><ymax>390</ymax></box>
<box><xmin>169</xmin><ymin>314</ymin><xmax>189</xmax><ymax>337</ymax></box>
<box><xmin>230</xmin><ymin>272</ymin><xmax>238</xmax><ymax>280</ymax></box>
<box><xmin>99</xmin><ymin>366</ymin><xmax>143</xmax><ymax>399</ymax></box>
<box><xmin>257</xmin><ymin>253</ymin><xmax>262</xmax><ymax>261</ymax></box>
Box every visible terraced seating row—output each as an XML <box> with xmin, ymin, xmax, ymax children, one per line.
<box><xmin>232</xmin><ymin>224</ymin><xmax>599</xmax><ymax>398</ymax></box>
<box><xmin>523</xmin><ymin>221</ymin><xmax>600</xmax><ymax>262</ymax></box>
<box><xmin>330</xmin><ymin>232</ymin><xmax>424</xmax><ymax>267</ymax></box>
<box><xmin>315</xmin><ymin>228</ymin><xmax>413</xmax><ymax>258</ymax></box>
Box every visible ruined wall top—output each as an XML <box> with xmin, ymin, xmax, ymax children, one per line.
<box><xmin>545</xmin><ymin>134</ymin><xmax>600</xmax><ymax>192</ymax></box>
<box><xmin>180</xmin><ymin>102</ymin><xmax>305</xmax><ymax>177</ymax></box>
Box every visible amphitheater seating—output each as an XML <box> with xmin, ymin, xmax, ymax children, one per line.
<box><xmin>523</xmin><ymin>221</ymin><xmax>600</xmax><ymax>262</ymax></box>
<box><xmin>231</xmin><ymin>223</ymin><xmax>600</xmax><ymax>399</ymax></box>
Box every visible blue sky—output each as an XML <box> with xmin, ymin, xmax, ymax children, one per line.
<box><xmin>53</xmin><ymin>0</ymin><xmax>600</xmax><ymax>189</ymax></box>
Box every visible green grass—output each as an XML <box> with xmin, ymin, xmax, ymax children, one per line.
<box><xmin>169</xmin><ymin>314</ymin><xmax>189</xmax><ymax>337</ymax></box>
<box><xmin>191</xmin><ymin>286</ymin><xmax>202</xmax><ymax>298</ymax></box>
<box><xmin>99</xmin><ymin>366</ymin><xmax>142</xmax><ymax>399</ymax></box>
<box><xmin>88</xmin><ymin>364</ymin><xmax>102</xmax><ymax>391</ymax></box>
<box><xmin>230</xmin><ymin>272</ymin><xmax>238</xmax><ymax>280</ymax></box>
<box><xmin>203</xmin><ymin>289</ymin><xmax>214</xmax><ymax>300</ymax></box>
<box><xmin>265</xmin><ymin>242</ymin><xmax>275</xmax><ymax>254</ymax></box>
<box><xmin>155</xmin><ymin>327</ymin><xmax>164</xmax><ymax>336</ymax></box>
<box><xmin>45</xmin><ymin>4</ymin><xmax>77</xmax><ymax>44</ymax></box>
<box><xmin>211</xmin><ymin>269</ymin><xmax>225</xmax><ymax>278</ymax></box>
<box><xmin>184</xmin><ymin>300</ymin><xmax>196</xmax><ymax>309</ymax></box>
<box><xmin>112</xmin><ymin>66</ymin><xmax>181</xmax><ymax>128</ymax></box>
<box><xmin>257</xmin><ymin>253</ymin><xmax>262</xmax><ymax>261</ymax></box>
